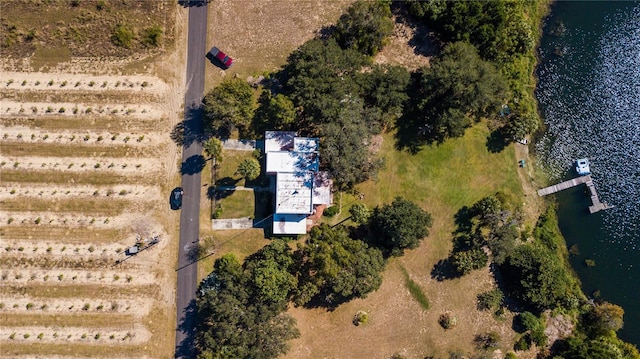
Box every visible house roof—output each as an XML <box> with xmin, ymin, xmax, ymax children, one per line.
<box><xmin>272</xmin><ymin>213</ymin><xmax>308</xmax><ymax>235</ymax></box>
<box><xmin>275</xmin><ymin>172</ymin><xmax>313</xmax><ymax>214</ymax></box>
<box><xmin>266</xmin><ymin>131</ymin><xmax>328</xmax><ymax>234</ymax></box>
<box><xmin>265</xmin><ymin>131</ymin><xmax>296</xmax><ymax>153</ymax></box>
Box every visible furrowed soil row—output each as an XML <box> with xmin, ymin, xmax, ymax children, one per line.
<box><xmin>0</xmin><ymin>142</ymin><xmax>162</xmax><ymax>158</ymax></box>
<box><xmin>0</xmin><ymin>213</ymin><xmax>140</xmax><ymax>229</ymax></box>
<box><xmin>0</xmin><ymin>227</ymin><xmax>128</xmax><ymax>243</ymax></box>
<box><xmin>1</xmin><ymin>313</ymin><xmax>137</xmax><ymax>328</ymax></box>
<box><xmin>1</xmin><ymin>284</ymin><xmax>160</xmax><ymax>299</ymax></box>
<box><xmin>1</xmin><ymin>72</ymin><xmax>167</xmax><ymax>94</ymax></box>
<box><xmin>0</xmin><ymin>101</ymin><xmax>162</xmax><ymax>118</ymax></box>
<box><xmin>0</xmin><ymin>343</ymin><xmax>148</xmax><ymax>358</ymax></box>
<box><xmin>1</xmin><ymin>127</ymin><xmax>165</xmax><ymax>147</ymax></box>
<box><xmin>0</xmin><ymin>89</ymin><xmax>161</xmax><ymax>105</ymax></box>
<box><xmin>0</xmin><ymin>268</ymin><xmax>156</xmax><ymax>286</ymax></box>
<box><xmin>0</xmin><ymin>165</ymin><xmax>162</xmax><ymax>180</ymax></box>
<box><xmin>0</xmin><ymin>242</ymin><xmax>149</xmax><ymax>259</ymax></box>
<box><xmin>0</xmin><ymin>298</ymin><xmax>152</xmax><ymax>317</ymax></box>
<box><xmin>0</xmin><ymin>325</ymin><xmax>151</xmax><ymax>344</ymax></box>
<box><xmin>0</xmin><ymin>116</ymin><xmax>165</xmax><ymax>132</ymax></box>
<box><xmin>0</xmin><ymin>184</ymin><xmax>161</xmax><ymax>200</ymax></box>
<box><xmin>0</xmin><ymin>256</ymin><xmax>134</xmax><ymax>270</ymax></box>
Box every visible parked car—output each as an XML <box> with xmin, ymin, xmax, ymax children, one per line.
<box><xmin>170</xmin><ymin>187</ymin><xmax>184</xmax><ymax>210</ymax></box>
<box><xmin>207</xmin><ymin>46</ymin><xmax>233</xmax><ymax>68</ymax></box>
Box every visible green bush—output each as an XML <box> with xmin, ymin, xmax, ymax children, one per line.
<box><xmin>352</xmin><ymin>310</ymin><xmax>369</xmax><ymax>326</ymax></box>
<box><xmin>142</xmin><ymin>25</ymin><xmax>162</xmax><ymax>47</ymax></box>
<box><xmin>514</xmin><ymin>334</ymin><xmax>531</xmax><ymax>351</ymax></box>
<box><xmin>322</xmin><ymin>205</ymin><xmax>339</xmax><ymax>217</ymax></box>
<box><xmin>112</xmin><ymin>24</ymin><xmax>134</xmax><ymax>48</ymax></box>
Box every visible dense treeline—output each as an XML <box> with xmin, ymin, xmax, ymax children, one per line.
<box><xmin>196</xmin><ymin>197</ymin><xmax>432</xmax><ymax>357</ymax></box>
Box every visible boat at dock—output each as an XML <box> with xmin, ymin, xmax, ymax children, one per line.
<box><xmin>576</xmin><ymin>158</ymin><xmax>591</xmax><ymax>175</ymax></box>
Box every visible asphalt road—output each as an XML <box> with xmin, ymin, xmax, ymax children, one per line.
<box><xmin>175</xmin><ymin>4</ymin><xmax>208</xmax><ymax>359</ymax></box>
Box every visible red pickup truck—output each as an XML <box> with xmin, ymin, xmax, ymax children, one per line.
<box><xmin>208</xmin><ymin>46</ymin><xmax>233</xmax><ymax>69</ymax></box>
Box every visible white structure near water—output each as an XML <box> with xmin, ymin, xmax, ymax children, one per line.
<box><xmin>265</xmin><ymin>131</ymin><xmax>332</xmax><ymax>234</ymax></box>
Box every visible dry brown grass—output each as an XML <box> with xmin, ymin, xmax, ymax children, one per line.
<box><xmin>1</xmin><ymin>142</ymin><xmax>161</xmax><ymax>158</ymax></box>
<box><xmin>0</xmin><ymin>89</ymin><xmax>161</xmax><ymax>104</ymax></box>
<box><xmin>1</xmin><ymin>170</ymin><xmax>158</xmax><ymax>186</ymax></box>
<box><xmin>204</xmin><ymin>0</ymin><xmax>355</xmax><ymax>90</ymax></box>
<box><xmin>1</xmin><ymin>284</ymin><xmax>161</xmax><ymax>300</ymax></box>
<box><xmin>0</xmin><ymin>343</ymin><xmax>148</xmax><ymax>358</ymax></box>
<box><xmin>1</xmin><ymin>313</ymin><xmax>136</xmax><ymax>327</ymax></box>
<box><xmin>0</xmin><ymin>0</ymin><xmax>174</xmax><ymax>61</ymax></box>
<box><xmin>0</xmin><ymin>198</ymin><xmax>131</xmax><ymax>214</ymax></box>
<box><xmin>0</xmin><ymin>227</ymin><xmax>126</xmax><ymax>242</ymax></box>
<box><xmin>0</xmin><ymin>115</ymin><xmax>165</xmax><ymax>132</ymax></box>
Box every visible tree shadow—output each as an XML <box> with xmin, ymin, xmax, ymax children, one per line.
<box><xmin>174</xmin><ymin>299</ymin><xmax>197</xmax><ymax>359</ymax></box>
<box><xmin>430</xmin><ymin>257</ymin><xmax>462</xmax><ymax>281</ymax></box>
<box><xmin>177</xmin><ymin>0</ymin><xmax>209</xmax><ymax>7</ymax></box>
<box><xmin>180</xmin><ymin>155</ymin><xmax>206</xmax><ymax>175</ymax></box>
<box><xmin>171</xmin><ymin>106</ymin><xmax>206</xmax><ymax>147</ymax></box>
<box><xmin>213</xmin><ymin>189</ymin><xmax>235</xmax><ymax>201</ymax></box>
<box><xmin>453</xmin><ymin>205</ymin><xmax>474</xmax><ymax>234</ymax></box>
<box><xmin>486</xmin><ymin>129</ymin><xmax>509</xmax><ymax>153</ymax></box>
<box><xmin>215</xmin><ymin>176</ymin><xmax>241</xmax><ymax>187</ymax></box>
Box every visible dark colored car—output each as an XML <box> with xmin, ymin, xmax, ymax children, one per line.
<box><xmin>170</xmin><ymin>187</ymin><xmax>184</xmax><ymax>210</ymax></box>
<box><xmin>207</xmin><ymin>46</ymin><xmax>233</xmax><ymax>69</ymax></box>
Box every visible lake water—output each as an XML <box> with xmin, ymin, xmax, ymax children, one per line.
<box><xmin>535</xmin><ymin>1</ymin><xmax>640</xmax><ymax>345</ymax></box>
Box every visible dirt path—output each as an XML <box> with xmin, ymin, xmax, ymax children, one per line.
<box><xmin>1</xmin><ymin>127</ymin><xmax>165</xmax><ymax>147</ymax></box>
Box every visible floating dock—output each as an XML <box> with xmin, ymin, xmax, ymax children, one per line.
<box><xmin>537</xmin><ymin>174</ymin><xmax>613</xmax><ymax>214</ymax></box>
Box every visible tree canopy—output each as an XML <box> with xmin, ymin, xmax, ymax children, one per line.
<box><xmin>293</xmin><ymin>224</ymin><xmax>385</xmax><ymax>307</ymax></box>
<box><xmin>196</xmin><ymin>244</ymin><xmax>300</xmax><ymax>359</ymax></box>
<box><xmin>414</xmin><ymin>42</ymin><xmax>509</xmax><ymax>143</ymax></box>
<box><xmin>283</xmin><ymin>38</ymin><xmax>367</xmax><ymax>126</ymax></box>
<box><xmin>236</xmin><ymin>158</ymin><xmax>261</xmax><ymax>181</ymax></box>
<box><xmin>202</xmin><ymin>137</ymin><xmax>223</xmax><ymax>163</ymax></box>
<box><xmin>368</xmin><ymin>197</ymin><xmax>433</xmax><ymax>257</ymax></box>
<box><xmin>332</xmin><ymin>0</ymin><xmax>394</xmax><ymax>56</ymax></box>
<box><xmin>203</xmin><ymin>78</ymin><xmax>255</xmax><ymax>138</ymax></box>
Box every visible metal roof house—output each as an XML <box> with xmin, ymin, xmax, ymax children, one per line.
<box><xmin>265</xmin><ymin>131</ymin><xmax>332</xmax><ymax>235</ymax></box>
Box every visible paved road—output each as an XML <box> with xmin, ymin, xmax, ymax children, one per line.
<box><xmin>175</xmin><ymin>4</ymin><xmax>208</xmax><ymax>359</ymax></box>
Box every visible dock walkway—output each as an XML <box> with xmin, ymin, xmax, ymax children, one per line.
<box><xmin>538</xmin><ymin>174</ymin><xmax>613</xmax><ymax>214</ymax></box>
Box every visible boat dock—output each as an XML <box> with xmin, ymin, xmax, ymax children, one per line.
<box><xmin>537</xmin><ymin>174</ymin><xmax>613</xmax><ymax>214</ymax></box>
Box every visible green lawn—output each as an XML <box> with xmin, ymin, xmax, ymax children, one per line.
<box><xmin>358</xmin><ymin>124</ymin><xmax>522</xmax><ymax>213</ymax></box>
<box><xmin>215</xmin><ymin>190</ymin><xmax>255</xmax><ymax>219</ymax></box>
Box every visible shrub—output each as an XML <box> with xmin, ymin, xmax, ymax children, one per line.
<box><xmin>323</xmin><ymin>205</ymin><xmax>339</xmax><ymax>217</ymax></box>
<box><xmin>438</xmin><ymin>312</ymin><xmax>457</xmax><ymax>329</ymax></box>
<box><xmin>24</xmin><ymin>333</ymin><xmax>30</xmax><ymax>339</ymax></box>
<box><xmin>352</xmin><ymin>310</ymin><xmax>369</xmax><ymax>326</ymax></box>
<box><xmin>514</xmin><ymin>334</ymin><xmax>531</xmax><ymax>351</ymax></box>
<box><xmin>477</xmin><ymin>289</ymin><xmax>504</xmax><ymax>311</ymax></box>
<box><xmin>142</xmin><ymin>25</ymin><xmax>162</xmax><ymax>47</ymax></box>
<box><xmin>26</xmin><ymin>302</ymin><xmax>34</xmax><ymax>310</ymax></box>
<box><xmin>112</xmin><ymin>24</ymin><xmax>134</xmax><ymax>48</ymax></box>
<box><xmin>475</xmin><ymin>332</ymin><xmax>501</xmax><ymax>350</ymax></box>
<box><xmin>82</xmin><ymin>303</ymin><xmax>90</xmax><ymax>311</ymax></box>
<box><xmin>37</xmin><ymin>332</ymin><xmax>44</xmax><ymax>339</ymax></box>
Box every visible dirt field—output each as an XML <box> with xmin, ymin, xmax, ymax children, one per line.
<box><xmin>0</xmin><ymin>1</ymin><xmax>187</xmax><ymax>357</ymax></box>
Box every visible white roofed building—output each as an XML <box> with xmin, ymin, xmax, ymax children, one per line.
<box><xmin>265</xmin><ymin>131</ymin><xmax>332</xmax><ymax>235</ymax></box>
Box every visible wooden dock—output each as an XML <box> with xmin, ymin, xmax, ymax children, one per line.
<box><xmin>538</xmin><ymin>174</ymin><xmax>613</xmax><ymax>214</ymax></box>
